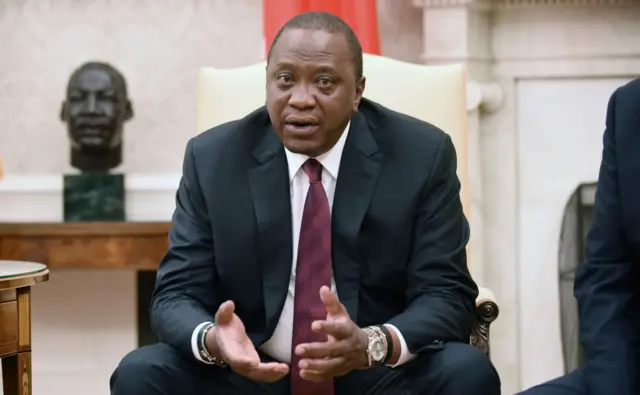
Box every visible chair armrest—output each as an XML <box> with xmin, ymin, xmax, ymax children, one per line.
<box><xmin>470</xmin><ymin>287</ymin><xmax>499</xmax><ymax>358</ymax></box>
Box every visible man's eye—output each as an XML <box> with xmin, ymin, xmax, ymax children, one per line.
<box><xmin>277</xmin><ymin>74</ymin><xmax>293</xmax><ymax>83</ymax></box>
<box><xmin>317</xmin><ymin>78</ymin><xmax>333</xmax><ymax>87</ymax></box>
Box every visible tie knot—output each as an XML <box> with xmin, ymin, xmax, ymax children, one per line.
<box><xmin>302</xmin><ymin>159</ymin><xmax>323</xmax><ymax>182</ymax></box>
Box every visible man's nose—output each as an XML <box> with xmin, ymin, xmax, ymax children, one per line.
<box><xmin>288</xmin><ymin>85</ymin><xmax>316</xmax><ymax>109</ymax></box>
<box><xmin>85</xmin><ymin>95</ymin><xmax>99</xmax><ymax>113</ymax></box>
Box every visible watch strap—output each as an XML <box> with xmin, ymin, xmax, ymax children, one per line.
<box><xmin>378</xmin><ymin>325</ymin><xmax>394</xmax><ymax>364</ymax></box>
<box><xmin>197</xmin><ymin>322</ymin><xmax>228</xmax><ymax>367</ymax></box>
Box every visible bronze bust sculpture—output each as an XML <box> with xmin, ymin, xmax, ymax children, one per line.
<box><xmin>60</xmin><ymin>62</ymin><xmax>133</xmax><ymax>172</ymax></box>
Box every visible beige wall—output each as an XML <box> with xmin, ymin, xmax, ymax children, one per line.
<box><xmin>0</xmin><ymin>0</ymin><xmax>422</xmax><ymax>175</ymax></box>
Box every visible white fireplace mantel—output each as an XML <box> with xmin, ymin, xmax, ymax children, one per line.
<box><xmin>0</xmin><ymin>173</ymin><xmax>181</xmax><ymax>222</ymax></box>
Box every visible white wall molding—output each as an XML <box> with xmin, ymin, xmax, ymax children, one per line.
<box><xmin>494</xmin><ymin>58</ymin><xmax>640</xmax><ymax>79</ymax></box>
<box><xmin>492</xmin><ymin>9</ymin><xmax>640</xmax><ymax>65</ymax></box>
<box><xmin>413</xmin><ymin>0</ymin><xmax>640</xmax><ymax>9</ymax></box>
<box><xmin>413</xmin><ymin>0</ymin><xmax>493</xmax><ymax>9</ymax></box>
<box><xmin>467</xmin><ymin>80</ymin><xmax>504</xmax><ymax>112</ymax></box>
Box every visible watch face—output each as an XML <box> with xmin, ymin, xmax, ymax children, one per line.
<box><xmin>370</xmin><ymin>338</ymin><xmax>386</xmax><ymax>362</ymax></box>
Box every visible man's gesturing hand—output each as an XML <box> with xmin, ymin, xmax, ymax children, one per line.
<box><xmin>205</xmin><ymin>301</ymin><xmax>289</xmax><ymax>382</ymax></box>
<box><xmin>294</xmin><ymin>286</ymin><xmax>370</xmax><ymax>382</ymax></box>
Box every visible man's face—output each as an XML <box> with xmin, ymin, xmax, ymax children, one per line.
<box><xmin>61</xmin><ymin>67</ymin><xmax>132</xmax><ymax>152</ymax></box>
<box><xmin>266</xmin><ymin>28</ymin><xmax>365</xmax><ymax>157</ymax></box>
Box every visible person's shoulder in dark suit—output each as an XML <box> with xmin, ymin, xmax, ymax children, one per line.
<box><xmin>572</xmin><ymin>76</ymin><xmax>640</xmax><ymax>395</ymax></box>
<box><xmin>611</xmin><ymin>77</ymin><xmax>640</xmax><ymax>138</ymax></box>
<box><xmin>616</xmin><ymin>76</ymin><xmax>640</xmax><ymax>99</ymax></box>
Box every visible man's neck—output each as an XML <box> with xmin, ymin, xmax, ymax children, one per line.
<box><xmin>70</xmin><ymin>146</ymin><xmax>122</xmax><ymax>173</ymax></box>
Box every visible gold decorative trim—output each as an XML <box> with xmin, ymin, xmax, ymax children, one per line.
<box><xmin>21</xmin><ymin>356</ymin><xmax>30</xmax><ymax>395</ymax></box>
<box><xmin>17</xmin><ymin>288</ymin><xmax>30</xmax><ymax>348</ymax></box>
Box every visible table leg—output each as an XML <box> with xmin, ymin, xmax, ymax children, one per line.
<box><xmin>2</xmin><ymin>351</ymin><xmax>32</xmax><ymax>395</ymax></box>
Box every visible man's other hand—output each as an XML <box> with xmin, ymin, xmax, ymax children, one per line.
<box><xmin>295</xmin><ymin>286</ymin><xmax>370</xmax><ymax>382</ymax></box>
<box><xmin>207</xmin><ymin>300</ymin><xmax>289</xmax><ymax>382</ymax></box>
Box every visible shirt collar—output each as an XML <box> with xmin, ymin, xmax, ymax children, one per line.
<box><xmin>284</xmin><ymin>121</ymin><xmax>350</xmax><ymax>183</ymax></box>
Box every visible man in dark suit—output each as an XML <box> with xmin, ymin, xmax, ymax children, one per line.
<box><xmin>110</xmin><ymin>11</ymin><xmax>500</xmax><ymax>395</ymax></box>
<box><xmin>519</xmin><ymin>78</ymin><xmax>640</xmax><ymax>394</ymax></box>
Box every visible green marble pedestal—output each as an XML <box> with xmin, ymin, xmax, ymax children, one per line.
<box><xmin>63</xmin><ymin>173</ymin><xmax>125</xmax><ymax>222</ymax></box>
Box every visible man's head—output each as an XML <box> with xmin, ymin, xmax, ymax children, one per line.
<box><xmin>60</xmin><ymin>62</ymin><xmax>133</xmax><ymax>153</ymax></box>
<box><xmin>266</xmin><ymin>12</ymin><xmax>366</xmax><ymax>157</ymax></box>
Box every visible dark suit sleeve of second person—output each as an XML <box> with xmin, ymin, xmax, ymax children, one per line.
<box><xmin>149</xmin><ymin>138</ymin><xmax>219</xmax><ymax>359</ymax></box>
<box><xmin>387</xmin><ymin>133</ymin><xmax>478</xmax><ymax>352</ymax></box>
<box><xmin>574</xmin><ymin>87</ymin><xmax>639</xmax><ymax>395</ymax></box>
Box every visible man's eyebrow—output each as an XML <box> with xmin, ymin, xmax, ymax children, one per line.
<box><xmin>273</xmin><ymin>60</ymin><xmax>295</xmax><ymax>68</ymax></box>
<box><xmin>313</xmin><ymin>65</ymin><xmax>336</xmax><ymax>73</ymax></box>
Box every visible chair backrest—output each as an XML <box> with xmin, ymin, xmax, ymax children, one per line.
<box><xmin>196</xmin><ymin>54</ymin><xmax>469</xmax><ymax>219</ymax></box>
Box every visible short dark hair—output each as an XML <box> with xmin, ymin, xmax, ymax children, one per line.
<box><xmin>69</xmin><ymin>61</ymin><xmax>129</xmax><ymax>97</ymax></box>
<box><xmin>266</xmin><ymin>11</ymin><xmax>363</xmax><ymax>80</ymax></box>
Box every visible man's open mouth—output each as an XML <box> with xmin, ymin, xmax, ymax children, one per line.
<box><xmin>284</xmin><ymin>118</ymin><xmax>319</xmax><ymax>134</ymax></box>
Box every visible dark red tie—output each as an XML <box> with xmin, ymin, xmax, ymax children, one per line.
<box><xmin>290</xmin><ymin>159</ymin><xmax>334</xmax><ymax>395</ymax></box>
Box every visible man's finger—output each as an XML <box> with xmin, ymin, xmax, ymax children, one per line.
<box><xmin>226</xmin><ymin>348</ymin><xmax>260</xmax><ymax>370</ymax></box>
<box><xmin>312</xmin><ymin>320</ymin><xmax>353</xmax><ymax>339</ymax></box>
<box><xmin>251</xmin><ymin>362</ymin><xmax>289</xmax><ymax>375</ymax></box>
<box><xmin>319</xmin><ymin>286</ymin><xmax>344</xmax><ymax>316</ymax></box>
<box><xmin>228</xmin><ymin>356</ymin><xmax>252</xmax><ymax>367</ymax></box>
<box><xmin>299</xmin><ymin>368</ymin><xmax>336</xmax><ymax>383</ymax></box>
<box><xmin>243</xmin><ymin>362</ymin><xmax>290</xmax><ymax>383</ymax></box>
<box><xmin>228</xmin><ymin>356</ymin><xmax>259</xmax><ymax>370</ymax></box>
<box><xmin>295</xmin><ymin>339</ymin><xmax>348</xmax><ymax>358</ymax></box>
<box><xmin>299</xmin><ymin>356</ymin><xmax>346</xmax><ymax>373</ymax></box>
<box><xmin>215</xmin><ymin>300</ymin><xmax>235</xmax><ymax>324</ymax></box>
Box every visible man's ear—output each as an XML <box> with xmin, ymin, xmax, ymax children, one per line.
<box><xmin>264</xmin><ymin>64</ymin><xmax>269</xmax><ymax>103</ymax></box>
<box><xmin>60</xmin><ymin>101</ymin><xmax>68</xmax><ymax>121</ymax></box>
<box><xmin>123</xmin><ymin>100</ymin><xmax>134</xmax><ymax>121</ymax></box>
<box><xmin>352</xmin><ymin>76</ymin><xmax>366</xmax><ymax>112</ymax></box>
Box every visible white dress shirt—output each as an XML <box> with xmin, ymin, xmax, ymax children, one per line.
<box><xmin>191</xmin><ymin>122</ymin><xmax>416</xmax><ymax>367</ymax></box>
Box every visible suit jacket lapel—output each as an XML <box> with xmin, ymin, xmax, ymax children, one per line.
<box><xmin>248</xmin><ymin>128</ymin><xmax>293</xmax><ymax>340</ymax></box>
<box><xmin>332</xmin><ymin>111</ymin><xmax>382</xmax><ymax>322</ymax></box>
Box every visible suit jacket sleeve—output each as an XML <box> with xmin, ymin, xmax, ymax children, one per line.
<box><xmin>574</xmin><ymin>87</ymin><xmax>639</xmax><ymax>395</ymax></box>
<box><xmin>149</xmin><ymin>138</ymin><xmax>218</xmax><ymax>359</ymax></box>
<box><xmin>387</xmin><ymin>133</ymin><xmax>478</xmax><ymax>352</ymax></box>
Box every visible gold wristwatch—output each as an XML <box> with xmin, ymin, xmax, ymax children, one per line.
<box><xmin>362</xmin><ymin>326</ymin><xmax>388</xmax><ymax>366</ymax></box>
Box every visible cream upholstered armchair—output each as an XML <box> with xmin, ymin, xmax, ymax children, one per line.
<box><xmin>196</xmin><ymin>54</ymin><xmax>500</xmax><ymax>357</ymax></box>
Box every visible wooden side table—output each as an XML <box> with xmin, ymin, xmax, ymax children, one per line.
<box><xmin>0</xmin><ymin>261</ymin><xmax>49</xmax><ymax>395</ymax></box>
